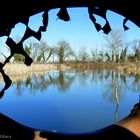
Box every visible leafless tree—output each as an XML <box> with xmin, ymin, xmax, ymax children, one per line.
<box><xmin>26</xmin><ymin>40</ymin><xmax>54</xmax><ymax>63</ymax></box>
<box><xmin>131</xmin><ymin>40</ymin><xmax>140</xmax><ymax>62</ymax></box>
<box><xmin>91</xmin><ymin>48</ymin><xmax>98</xmax><ymax>62</ymax></box>
<box><xmin>57</xmin><ymin>40</ymin><xmax>74</xmax><ymax>63</ymax></box>
<box><xmin>104</xmin><ymin>30</ymin><xmax>124</xmax><ymax>62</ymax></box>
<box><xmin>78</xmin><ymin>47</ymin><xmax>89</xmax><ymax>62</ymax></box>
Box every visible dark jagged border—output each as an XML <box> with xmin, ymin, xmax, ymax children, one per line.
<box><xmin>0</xmin><ymin>4</ymin><xmax>131</xmax><ymax>98</ymax></box>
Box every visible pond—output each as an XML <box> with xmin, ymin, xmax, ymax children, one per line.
<box><xmin>0</xmin><ymin>70</ymin><xmax>139</xmax><ymax>134</ymax></box>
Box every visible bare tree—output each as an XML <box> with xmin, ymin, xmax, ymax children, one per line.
<box><xmin>91</xmin><ymin>48</ymin><xmax>98</xmax><ymax>62</ymax></box>
<box><xmin>28</xmin><ymin>41</ymin><xmax>40</xmax><ymax>62</ymax></box>
<box><xmin>120</xmin><ymin>46</ymin><xmax>128</xmax><ymax>62</ymax></box>
<box><xmin>57</xmin><ymin>40</ymin><xmax>74</xmax><ymax>63</ymax></box>
<box><xmin>38</xmin><ymin>41</ymin><xmax>48</xmax><ymax>62</ymax></box>
<box><xmin>105</xmin><ymin>52</ymin><xmax>111</xmax><ymax>61</ymax></box>
<box><xmin>132</xmin><ymin>40</ymin><xmax>140</xmax><ymax>62</ymax></box>
<box><xmin>25</xmin><ymin>40</ymin><xmax>53</xmax><ymax>63</ymax></box>
<box><xmin>78</xmin><ymin>47</ymin><xmax>89</xmax><ymax>62</ymax></box>
<box><xmin>99</xmin><ymin>50</ymin><xmax>104</xmax><ymax>62</ymax></box>
<box><xmin>45</xmin><ymin>46</ymin><xmax>57</xmax><ymax>62</ymax></box>
<box><xmin>104</xmin><ymin>30</ymin><xmax>124</xmax><ymax>62</ymax></box>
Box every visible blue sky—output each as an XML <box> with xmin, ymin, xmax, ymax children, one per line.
<box><xmin>1</xmin><ymin>8</ymin><xmax>140</xmax><ymax>56</ymax></box>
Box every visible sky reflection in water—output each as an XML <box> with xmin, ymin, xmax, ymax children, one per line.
<box><xmin>0</xmin><ymin>70</ymin><xmax>139</xmax><ymax>133</ymax></box>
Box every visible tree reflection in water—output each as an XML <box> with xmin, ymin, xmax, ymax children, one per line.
<box><xmin>11</xmin><ymin>71</ymin><xmax>76</xmax><ymax>95</ymax></box>
<box><xmin>2</xmin><ymin>70</ymin><xmax>140</xmax><ymax>124</ymax></box>
<box><xmin>5</xmin><ymin>70</ymin><xmax>140</xmax><ymax>109</ymax></box>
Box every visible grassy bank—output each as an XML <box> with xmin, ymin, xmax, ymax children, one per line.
<box><xmin>65</xmin><ymin>61</ymin><xmax>140</xmax><ymax>74</ymax></box>
<box><xmin>2</xmin><ymin>63</ymin><xmax>71</xmax><ymax>76</ymax></box>
<box><xmin>0</xmin><ymin>62</ymin><xmax>140</xmax><ymax>83</ymax></box>
<box><xmin>1</xmin><ymin>62</ymin><xmax>140</xmax><ymax>76</ymax></box>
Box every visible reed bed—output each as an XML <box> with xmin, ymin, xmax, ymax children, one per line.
<box><xmin>3</xmin><ymin>63</ymin><xmax>59</xmax><ymax>76</ymax></box>
<box><xmin>0</xmin><ymin>63</ymin><xmax>71</xmax><ymax>82</ymax></box>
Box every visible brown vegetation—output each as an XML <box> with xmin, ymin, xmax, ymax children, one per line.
<box><xmin>1</xmin><ymin>61</ymin><xmax>139</xmax><ymax>77</ymax></box>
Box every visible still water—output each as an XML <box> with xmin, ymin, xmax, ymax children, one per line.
<box><xmin>0</xmin><ymin>70</ymin><xmax>139</xmax><ymax>133</ymax></box>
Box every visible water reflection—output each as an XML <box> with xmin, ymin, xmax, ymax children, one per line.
<box><xmin>0</xmin><ymin>70</ymin><xmax>140</xmax><ymax>133</ymax></box>
<box><xmin>8</xmin><ymin>71</ymin><xmax>76</xmax><ymax>95</ymax></box>
<box><xmin>1</xmin><ymin>70</ymin><xmax>140</xmax><ymax>102</ymax></box>
<box><xmin>5</xmin><ymin>70</ymin><xmax>140</xmax><ymax>112</ymax></box>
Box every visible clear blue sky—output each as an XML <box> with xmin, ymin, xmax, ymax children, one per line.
<box><xmin>1</xmin><ymin>8</ymin><xmax>140</xmax><ymax>56</ymax></box>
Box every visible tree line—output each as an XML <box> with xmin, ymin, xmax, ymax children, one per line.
<box><xmin>2</xmin><ymin>30</ymin><xmax>140</xmax><ymax>64</ymax></box>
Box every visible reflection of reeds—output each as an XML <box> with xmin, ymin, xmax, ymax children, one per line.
<box><xmin>0</xmin><ymin>72</ymin><xmax>47</xmax><ymax>83</ymax></box>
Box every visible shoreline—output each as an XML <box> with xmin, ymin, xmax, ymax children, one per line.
<box><xmin>0</xmin><ymin>62</ymin><xmax>140</xmax><ymax>76</ymax></box>
<box><xmin>2</xmin><ymin>63</ymin><xmax>71</xmax><ymax>76</ymax></box>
